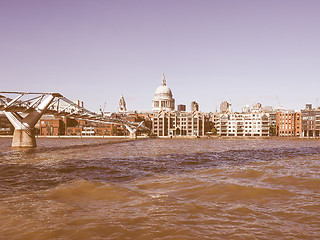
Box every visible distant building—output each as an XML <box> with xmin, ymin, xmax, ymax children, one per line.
<box><xmin>301</xmin><ymin>104</ymin><xmax>320</xmax><ymax>138</ymax></box>
<box><xmin>0</xmin><ymin>112</ymin><xmax>13</xmax><ymax>135</ymax></box>
<box><xmin>305</xmin><ymin>104</ymin><xmax>313</xmax><ymax>111</ymax></box>
<box><xmin>276</xmin><ymin>111</ymin><xmax>301</xmax><ymax>137</ymax></box>
<box><xmin>177</xmin><ymin>104</ymin><xmax>186</xmax><ymax>112</ymax></box>
<box><xmin>242</xmin><ymin>105</ymin><xmax>250</xmax><ymax>113</ymax></box>
<box><xmin>191</xmin><ymin>101</ymin><xmax>199</xmax><ymax>112</ymax></box>
<box><xmin>65</xmin><ymin>120</ymin><xmax>123</xmax><ymax>136</ymax></box>
<box><xmin>151</xmin><ymin>74</ymin><xmax>211</xmax><ymax>137</ymax></box>
<box><xmin>262</xmin><ymin>106</ymin><xmax>275</xmax><ymax>113</ymax></box>
<box><xmin>152</xmin><ymin>110</ymin><xmax>211</xmax><ymax>137</ymax></box>
<box><xmin>152</xmin><ymin>73</ymin><xmax>175</xmax><ymax>112</ymax></box>
<box><xmin>39</xmin><ymin>115</ymin><xmax>65</xmax><ymax>136</ymax></box>
<box><xmin>215</xmin><ymin>112</ymin><xmax>269</xmax><ymax>137</ymax></box>
<box><xmin>251</xmin><ymin>103</ymin><xmax>262</xmax><ymax>113</ymax></box>
<box><xmin>275</xmin><ymin>104</ymin><xmax>320</xmax><ymax>138</ymax></box>
<box><xmin>262</xmin><ymin>106</ymin><xmax>277</xmax><ymax>136</ymax></box>
<box><xmin>268</xmin><ymin>112</ymin><xmax>277</xmax><ymax>136</ymax></box>
<box><xmin>118</xmin><ymin>95</ymin><xmax>127</xmax><ymax>113</ymax></box>
<box><xmin>38</xmin><ymin>114</ymin><xmax>128</xmax><ymax>137</ymax></box>
<box><xmin>214</xmin><ymin>104</ymin><xmax>270</xmax><ymax>137</ymax></box>
<box><xmin>220</xmin><ymin>101</ymin><xmax>232</xmax><ymax>113</ymax></box>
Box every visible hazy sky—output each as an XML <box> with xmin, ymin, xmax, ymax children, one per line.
<box><xmin>1</xmin><ymin>0</ymin><xmax>319</xmax><ymax>112</ymax></box>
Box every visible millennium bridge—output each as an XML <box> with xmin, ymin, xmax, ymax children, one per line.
<box><xmin>0</xmin><ymin>91</ymin><xmax>149</xmax><ymax>148</ymax></box>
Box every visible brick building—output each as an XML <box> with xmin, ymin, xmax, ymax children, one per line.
<box><xmin>39</xmin><ymin>115</ymin><xmax>125</xmax><ymax>136</ymax></box>
<box><xmin>65</xmin><ymin>121</ymin><xmax>123</xmax><ymax>136</ymax></box>
<box><xmin>276</xmin><ymin>111</ymin><xmax>301</xmax><ymax>137</ymax></box>
<box><xmin>39</xmin><ymin>116</ymin><xmax>65</xmax><ymax>136</ymax></box>
<box><xmin>0</xmin><ymin>112</ymin><xmax>13</xmax><ymax>135</ymax></box>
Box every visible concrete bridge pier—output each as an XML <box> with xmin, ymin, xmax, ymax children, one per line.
<box><xmin>4</xmin><ymin>95</ymin><xmax>56</xmax><ymax>148</ymax></box>
<box><xmin>12</xmin><ymin>129</ymin><xmax>37</xmax><ymax>148</ymax></box>
<box><xmin>125</xmin><ymin>123</ymin><xmax>142</xmax><ymax>139</ymax></box>
<box><xmin>129</xmin><ymin>132</ymin><xmax>137</xmax><ymax>139</ymax></box>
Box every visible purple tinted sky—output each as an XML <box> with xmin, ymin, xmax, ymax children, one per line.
<box><xmin>1</xmin><ymin>0</ymin><xmax>319</xmax><ymax>112</ymax></box>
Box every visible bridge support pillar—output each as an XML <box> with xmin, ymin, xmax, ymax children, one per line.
<box><xmin>125</xmin><ymin>124</ymin><xmax>139</xmax><ymax>139</ymax></box>
<box><xmin>4</xmin><ymin>95</ymin><xmax>56</xmax><ymax>148</ymax></box>
<box><xmin>129</xmin><ymin>132</ymin><xmax>137</xmax><ymax>139</ymax></box>
<box><xmin>12</xmin><ymin>129</ymin><xmax>37</xmax><ymax>148</ymax></box>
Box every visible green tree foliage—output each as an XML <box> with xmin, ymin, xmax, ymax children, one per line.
<box><xmin>111</xmin><ymin>126</ymin><xmax>124</xmax><ymax>136</ymax></box>
<box><xmin>269</xmin><ymin>124</ymin><xmax>276</xmax><ymax>136</ymax></box>
<box><xmin>211</xmin><ymin>127</ymin><xmax>217</xmax><ymax>135</ymax></box>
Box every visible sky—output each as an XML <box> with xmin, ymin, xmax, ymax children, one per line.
<box><xmin>1</xmin><ymin>0</ymin><xmax>319</xmax><ymax>112</ymax></box>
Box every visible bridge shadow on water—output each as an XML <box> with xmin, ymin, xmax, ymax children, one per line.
<box><xmin>1</xmin><ymin>145</ymin><xmax>320</xmax><ymax>195</ymax></box>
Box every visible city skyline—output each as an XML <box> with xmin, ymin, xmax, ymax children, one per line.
<box><xmin>1</xmin><ymin>0</ymin><xmax>320</xmax><ymax>112</ymax></box>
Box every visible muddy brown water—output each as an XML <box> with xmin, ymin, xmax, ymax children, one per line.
<box><xmin>0</xmin><ymin>138</ymin><xmax>319</xmax><ymax>239</ymax></box>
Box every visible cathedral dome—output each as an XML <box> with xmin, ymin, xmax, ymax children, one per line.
<box><xmin>154</xmin><ymin>85</ymin><xmax>173</xmax><ymax>98</ymax></box>
<box><xmin>152</xmin><ymin>73</ymin><xmax>175</xmax><ymax>112</ymax></box>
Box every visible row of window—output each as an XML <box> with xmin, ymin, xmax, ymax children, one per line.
<box><xmin>220</xmin><ymin>133</ymin><xmax>267</xmax><ymax>136</ymax></box>
<box><xmin>154</xmin><ymin>126</ymin><xmax>202</xmax><ymax>130</ymax></box>
<box><xmin>220</xmin><ymin>129</ymin><xmax>266</xmax><ymax>132</ymax></box>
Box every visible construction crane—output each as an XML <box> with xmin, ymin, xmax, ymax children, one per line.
<box><xmin>276</xmin><ymin>95</ymin><xmax>284</xmax><ymax>110</ymax></box>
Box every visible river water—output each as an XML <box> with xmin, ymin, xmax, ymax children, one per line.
<box><xmin>0</xmin><ymin>138</ymin><xmax>319</xmax><ymax>240</ymax></box>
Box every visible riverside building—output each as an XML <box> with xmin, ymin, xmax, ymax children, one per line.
<box><xmin>0</xmin><ymin>112</ymin><xmax>13</xmax><ymax>135</ymax></box>
<box><xmin>301</xmin><ymin>104</ymin><xmax>320</xmax><ymax>138</ymax></box>
<box><xmin>151</xmin><ymin>74</ymin><xmax>211</xmax><ymax>137</ymax></box>
<box><xmin>276</xmin><ymin>111</ymin><xmax>301</xmax><ymax>137</ymax></box>
<box><xmin>214</xmin><ymin>103</ymin><xmax>270</xmax><ymax>137</ymax></box>
<box><xmin>275</xmin><ymin>104</ymin><xmax>320</xmax><ymax>138</ymax></box>
<box><xmin>152</xmin><ymin>110</ymin><xmax>210</xmax><ymax>137</ymax></box>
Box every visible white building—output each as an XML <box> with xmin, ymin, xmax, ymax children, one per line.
<box><xmin>152</xmin><ymin>110</ymin><xmax>210</xmax><ymax>137</ymax></box>
<box><xmin>216</xmin><ymin>112</ymin><xmax>269</xmax><ymax>137</ymax></box>
<box><xmin>214</xmin><ymin>103</ymin><xmax>270</xmax><ymax>137</ymax></box>
<box><xmin>152</xmin><ymin>73</ymin><xmax>175</xmax><ymax>112</ymax></box>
